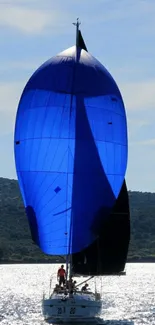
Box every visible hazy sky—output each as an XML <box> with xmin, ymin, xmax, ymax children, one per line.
<box><xmin>0</xmin><ymin>0</ymin><xmax>155</xmax><ymax>192</ymax></box>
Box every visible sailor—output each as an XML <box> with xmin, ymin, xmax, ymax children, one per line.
<box><xmin>53</xmin><ymin>284</ymin><xmax>59</xmax><ymax>293</ymax></box>
<box><xmin>57</xmin><ymin>265</ymin><xmax>66</xmax><ymax>286</ymax></box>
<box><xmin>66</xmin><ymin>277</ymin><xmax>73</xmax><ymax>289</ymax></box>
<box><xmin>70</xmin><ymin>279</ymin><xmax>77</xmax><ymax>291</ymax></box>
<box><xmin>81</xmin><ymin>283</ymin><xmax>89</xmax><ymax>291</ymax></box>
<box><xmin>72</xmin><ymin>280</ymin><xmax>77</xmax><ymax>289</ymax></box>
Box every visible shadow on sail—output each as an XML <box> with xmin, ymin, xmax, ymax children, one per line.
<box><xmin>72</xmin><ymin>180</ymin><xmax>130</xmax><ymax>275</ymax></box>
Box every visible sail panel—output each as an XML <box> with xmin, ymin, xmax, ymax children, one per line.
<box><xmin>14</xmin><ymin>45</ymin><xmax>128</xmax><ymax>255</ymax></box>
<box><xmin>78</xmin><ymin>30</ymin><xmax>88</xmax><ymax>51</ymax></box>
<box><xmin>15</xmin><ymin>89</ymin><xmax>76</xmax><ymax>254</ymax></box>
<box><xmin>72</xmin><ymin>180</ymin><xmax>130</xmax><ymax>275</ymax></box>
<box><xmin>84</xmin><ymin>95</ymin><xmax>127</xmax><ymax>198</ymax></box>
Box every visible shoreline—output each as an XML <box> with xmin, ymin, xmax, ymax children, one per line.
<box><xmin>1</xmin><ymin>258</ymin><xmax>155</xmax><ymax>265</ymax></box>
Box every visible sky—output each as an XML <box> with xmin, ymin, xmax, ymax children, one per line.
<box><xmin>0</xmin><ymin>0</ymin><xmax>155</xmax><ymax>192</ymax></box>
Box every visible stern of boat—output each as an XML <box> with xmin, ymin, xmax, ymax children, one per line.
<box><xmin>42</xmin><ymin>293</ymin><xmax>102</xmax><ymax>323</ymax></box>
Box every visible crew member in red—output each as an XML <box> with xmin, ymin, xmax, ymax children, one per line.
<box><xmin>57</xmin><ymin>265</ymin><xmax>66</xmax><ymax>286</ymax></box>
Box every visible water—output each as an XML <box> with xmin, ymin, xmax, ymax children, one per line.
<box><xmin>0</xmin><ymin>263</ymin><xmax>154</xmax><ymax>325</ymax></box>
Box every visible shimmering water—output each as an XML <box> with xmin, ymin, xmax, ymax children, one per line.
<box><xmin>0</xmin><ymin>263</ymin><xmax>154</xmax><ymax>324</ymax></box>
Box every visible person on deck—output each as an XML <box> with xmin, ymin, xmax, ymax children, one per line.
<box><xmin>57</xmin><ymin>265</ymin><xmax>66</xmax><ymax>286</ymax></box>
<box><xmin>73</xmin><ymin>280</ymin><xmax>77</xmax><ymax>289</ymax></box>
<box><xmin>81</xmin><ymin>283</ymin><xmax>89</xmax><ymax>292</ymax></box>
<box><xmin>66</xmin><ymin>277</ymin><xmax>73</xmax><ymax>289</ymax></box>
<box><xmin>53</xmin><ymin>284</ymin><xmax>59</xmax><ymax>293</ymax></box>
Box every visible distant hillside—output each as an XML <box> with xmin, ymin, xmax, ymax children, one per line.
<box><xmin>0</xmin><ymin>177</ymin><xmax>155</xmax><ymax>263</ymax></box>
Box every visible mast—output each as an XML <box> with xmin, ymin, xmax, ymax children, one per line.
<box><xmin>66</xmin><ymin>19</ymin><xmax>81</xmax><ymax>283</ymax></box>
<box><xmin>73</xmin><ymin>18</ymin><xmax>81</xmax><ymax>48</ymax></box>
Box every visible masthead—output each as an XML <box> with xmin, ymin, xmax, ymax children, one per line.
<box><xmin>73</xmin><ymin>18</ymin><xmax>81</xmax><ymax>29</ymax></box>
<box><xmin>73</xmin><ymin>18</ymin><xmax>81</xmax><ymax>47</ymax></box>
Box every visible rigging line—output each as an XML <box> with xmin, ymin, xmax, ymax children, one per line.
<box><xmin>16</xmin><ymin>170</ymin><xmax>74</xmax><ymax>174</ymax></box>
<box><xmin>53</xmin><ymin>206</ymin><xmax>72</xmax><ymax>216</ymax></box>
<box><xmin>50</xmin><ymin>200</ymin><xmax>68</xmax><ymax>213</ymax></box>
<box><xmin>16</xmin><ymin>137</ymin><xmax>127</xmax><ymax>146</ymax></box>
<box><xmin>40</xmin><ymin>225</ymin><xmax>67</xmax><ymax>235</ymax></box>
<box><xmin>42</xmin><ymin>238</ymin><xmax>69</xmax><ymax>244</ymax></box>
<box><xmin>39</xmin><ymin>201</ymin><xmax>71</xmax><ymax>228</ymax></box>
<box><xmin>41</xmin><ymin>198</ymin><xmax>72</xmax><ymax>225</ymax></box>
<box><xmin>68</xmin><ymin>146</ymin><xmax>74</xmax><ymax>161</ymax></box>
<box><xmin>57</xmin><ymin>255</ymin><xmax>66</xmax><ymax>262</ymax></box>
<box><xmin>97</xmin><ymin>235</ymin><xmax>101</xmax><ymax>275</ymax></box>
<box><xmin>75</xmin><ymin>275</ymin><xmax>94</xmax><ymax>289</ymax></box>
<box><xmin>42</xmin><ymin>214</ymin><xmax>67</xmax><ymax>230</ymax></box>
<box><xmin>17</xmin><ymin>170</ymin><xmax>125</xmax><ymax>177</ymax></box>
<box><xmin>42</xmin><ymin>213</ymin><xmax>72</xmax><ymax>233</ymax></box>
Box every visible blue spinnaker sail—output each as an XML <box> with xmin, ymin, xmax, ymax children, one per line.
<box><xmin>14</xmin><ymin>45</ymin><xmax>128</xmax><ymax>255</ymax></box>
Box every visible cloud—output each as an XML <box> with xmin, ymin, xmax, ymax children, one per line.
<box><xmin>0</xmin><ymin>3</ymin><xmax>62</xmax><ymax>34</ymax></box>
<box><xmin>120</xmin><ymin>80</ymin><xmax>155</xmax><ymax>111</ymax></box>
<box><xmin>0</xmin><ymin>132</ymin><xmax>16</xmax><ymax>179</ymax></box>
<box><xmin>0</xmin><ymin>0</ymin><xmax>155</xmax><ymax>39</ymax></box>
<box><xmin>128</xmin><ymin>118</ymin><xmax>149</xmax><ymax>128</ymax></box>
<box><xmin>0</xmin><ymin>81</ymin><xmax>24</xmax><ymax>112</ymax></box>
<box><xmin>0</xmin><ymin>0</ymin><xmax>38</xmax><ymax>3</ymax></box>
<box><xmin>0</xmin><ymin>60</ymin><xmax>44</xmax><ymax>73</ymax></box>
<box><xmin>79</xmin><ymin>0</ymin><xmax>155</xmax><ymax>28</ymax></box>
<box><xmin>127</xmin><ymin>118</ymin><xmax>149</xmax><ymax>139</ymax></box>
<box><xmin>0</xmin><ymin>81</ymin><xmax>25</xmax><ymax>136</ymax></box>
<box><xmin>130</xmin><ymin>138</ymin><xmax>155</xmax><ymax>146</ymax></box>
<box><xmin>103</xmin><ymin>0</ymin><xmax>155</xmax><ymax>21</ymax></box>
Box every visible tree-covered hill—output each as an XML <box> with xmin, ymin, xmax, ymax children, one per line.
<box><xmin>0</xmin><ymin>177</ymin><xmax>155</xmax><ymax>263</ymax></box>
<box><xmin>128</xmin><ymin>190</ymin><xmax>155</xmax><ymax>261</ymax></box>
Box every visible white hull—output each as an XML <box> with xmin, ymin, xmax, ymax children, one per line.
<box><xmin>42</xmin><ymin>291</ymin><xmax>102</xmax><ymax>323</ymax></box>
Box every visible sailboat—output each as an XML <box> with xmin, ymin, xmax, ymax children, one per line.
<box><xmin>14</xmin><ymin>19</ymin><xmax>129</xmax><ymax>323</ymax></box>
<box><xmin>41</xmin><ymin>180</ymin><xmax>130</xmax><ymax>324</ymax></box>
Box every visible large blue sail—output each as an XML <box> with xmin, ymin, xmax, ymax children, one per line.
<box><xmin>14</xmin><ymin>30</ymin><xmax>128</xmax><ymax>256</ymax></box>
